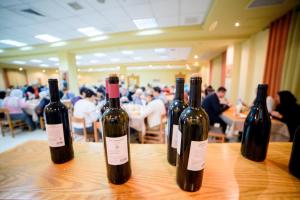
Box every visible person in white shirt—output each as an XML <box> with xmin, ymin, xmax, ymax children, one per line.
<box><xmin>140</xmin><ymin>92</ymin><xmax>166</xmax><ymax>131</ymax></box>
<box><xmin>73</xmin><ymin>89</ymin><xmax>99</xmax><ymax>141</ymax></box>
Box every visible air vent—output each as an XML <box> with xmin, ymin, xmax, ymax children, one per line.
<box><xmin>21</xmin><ymin>9</ymin><xmax>44</xmax><ymax>17</ymax></box>
<box><xmin>97</xmin><ymin>0</ymin><xmax>105</xmax><ymax>3</ymax></box>
<box><xmin>68</xmin><ymin>2</ymin><xmax>83</xmax><ymax>10</ymax></box>
<box><xmin>248</xmin><ymin>0</ymin><xmax>285</xmax><ymax>8</ymax></box>
<box><xmin>184</xmin><ymin>16</ymin><xmax>198</xmax><ymax>24</ymax></box>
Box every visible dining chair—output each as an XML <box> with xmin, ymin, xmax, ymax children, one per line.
<box><xmin>71</xmin><ymin>116</ymin><xmax>88</xmax><ymax>142</ymax></box>
<box><xmin>208</xmin><ymin>126</ymin><xmax>225</xmax><ymax>143</ymax></box>
<box><xmin>93</xmin><ymin>121</ymin><xmax>101</xmax><ymax>142</ymax></box>
<box><xmin>144</xmin><ymin>114</ymin><xmax>167</xmax><ymax>144</ymax></box>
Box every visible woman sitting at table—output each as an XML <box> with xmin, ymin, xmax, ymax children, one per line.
<box><xmin>3</xmin><ymin>89</ymin><xmax>35</xmax><ymax>130</ymax></box>
<box><xmin>140</xmin><ymin>92</ymin><xmax>166</xmax><ymax>131</ymax></box>
<box><xmin>271</xmin><ymin>91</ymin><xmax>300</xmax><ymax>141</ymax></box>
<box><xmin>73</xmin><ymin>89</ymin><xmax>99</xmax><ymax>141</ymax></box>
<box><xmin>132</xmin><ymin>88</ymin><xmax>146</xmax><ymax>106</ymax></box>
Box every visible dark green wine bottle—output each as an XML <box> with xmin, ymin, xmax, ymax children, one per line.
<box><xmin>102</xmin><ymin>75</ymin><xmax>131</xmax><ymax>184</ymax></box>
<box><xmin>167</xmin><ymin>78</ymin><xmax>187</xmax><ymax>166</ymax></box>
<box><xmin>176</xmin><ymin>75</ymin><xmax>209</xmax><ymax>192</ymax></box>
<box><xmin>289</xmin><ymin>126</ymin><xmax>300</xmax><ymax>179</ymax></box>
<box><xmin>241</xmin><ymin>84</ymin><xmax>271</xmax><ymax>162</ymax></box>
<box><xmin>44</xmin><ymin>79</ymin><xmax>74</xmax><ymax>164</ymax></box>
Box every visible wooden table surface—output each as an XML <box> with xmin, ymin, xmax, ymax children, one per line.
<box><xmin>0</xmin><ymin>141</ymin><xmax>299</xmax><ymax>199</ymax></box>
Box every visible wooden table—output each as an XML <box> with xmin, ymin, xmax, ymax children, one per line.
<box><xmin>0</xmin><ymin>141</ymin><xmax>299</xmax><ymax>199</ymax></box>
<box><xmin>221</xmin><ymin>107</ymin><xmax>290</xmax><ymax>141</ymax></box>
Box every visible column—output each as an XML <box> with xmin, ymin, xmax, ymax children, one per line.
<box><xmin>119</xmin><ymin>65</ymin><xmax>127</xmax><ymax>86</ymax></box>
<box><xmin>58</xmin><ymin>52</ymin><xmax>79</xmax><ymax>95</ymax></box>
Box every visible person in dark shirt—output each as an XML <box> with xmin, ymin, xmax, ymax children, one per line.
<box><xmin>202</xmin><ymin>87</ymin><xmax>229</xmax><ymax>133</ymax></box>
<box><xmin>271</xmin><ymin>91</ymin><xmax>300</xmax><ymax>141</ymax></box>
<box><xmin>71</xmin><ymin>87</ymin><xmax>87</xmax><ymax>106</ymax></box>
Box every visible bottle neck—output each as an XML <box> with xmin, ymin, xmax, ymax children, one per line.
<box><xmin>175</xmin><ymin>81</ymin><xmax>184</xmax><ymax>101</ymax></box>
<box><xmin>254</xmin><ymin>88</ymin><xmax>267</xmax><ymax>106</ymax></box>
<box><xmin>49</xmin><ymin>83</ymin><xmax>60</xmax><ymax>102</ymax></box>
<box><xmin>108</xmin><ymin>83</ymin><xmax>120</xmax><ymax>108</ymax></box>
<box><xmin>189</xmin><ymin>79</ymin><xmax>201</xmax><ymax>108</ymax></box>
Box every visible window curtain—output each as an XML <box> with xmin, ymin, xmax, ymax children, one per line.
<box><xmin>281</xmin><ymin>7</ymin><xmax>300</xmax><ymax>100</ymax></box>
<box><xmin>263</xmin><ymin>11</ymin><xmax>292</xmax><ymax>97</ymax></box>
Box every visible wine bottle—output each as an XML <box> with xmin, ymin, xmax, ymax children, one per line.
<box><xmin>289</xmin><ymin>126</ymin><xmax>300</xmax><ymax>179</ymax></box>
<box><xmin>241</xmin><ymin>84</ymin><xmax>271</xmax><ymax>162</ymax></box>
<box><xmin>102</xmin><ymin>75</ymin><xmax>131</xmax><ymax>184</ymax></box>
<box><xmin>167</xmin><ymin>78</ymin><xmax>187</xmax><ymax>166</ymax></box>
<box><xmin>176</xmin><ymin>75</ymin><xmax>209</xmax><ymax>192</ymax></box>
<box><xmin>101</xmin><ymin>78</ymin><xmax>110</xmax><ymax>115</ymax></box>
<box><xmin>44</xmin><ymin>79</ymin><xmax>74</xmax><ymax>164</ymax></box>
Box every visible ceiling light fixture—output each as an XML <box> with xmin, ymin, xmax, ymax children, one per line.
<box><xmin>12</xmin><ymin>60</ymin><xmax>26</xmax><ymax>65</ymax></box>
<box><xmin>235</xmin><ymin>22</ymin><xmax>240</xmax><ymax>27</ymax></box>
<box><xmin>194</xmin><ymin>55</ymin><xmax>198</xmax><ymax>59</ymax></box>
<box><xmin>94</xmin><ymin>53</ymin><xmax>106</xmax><ymax>57</ymax></box>
<box><xmin>20</xmin><ymin>46</ymin><xmax>33</xmax><ymax>51</ymax></box>
<box><xmin>122</xmin><ymin>50</ymin><xmax>134</xmax><ymax>55</ymax></box>
<box><xmin>42</xmin><ymin>69</ymin><xmax>46</xmax><ymax>73</ymax></box>
<box><xmin>30</xmin><ymin>59</ymin><xmax>42</xmax><ymax>63</ymax></box>
<box><xmin>19</xmin><ymin>67</ymin><xmax>23</xmax><ymax>71</ymax></box>
<box><xmin>40</xmin><ymin>64</ymin><xmax>49</xmax><ymax>67</ymax></box>
<box><xmin>133</xmin><ymin>56</ymin><xmax>142</xmax><ymax>60</ymax></box>
<box><xmin>48</xmin><ymin>57</ymin><xmax>59</xmax><ymax>61</ymax></box>
<box><xmin>88</xmin><ymin>35</ymin><xmax>109</xmax><ymax>42</ymax></box>
<box><xmin>90</xmin><ymin>60</ymin><xmax>98</xmax><ymax>64</ymax></box>
<box><xmin>77</xmin><ymin>27</ymin><xmax>103</xmax><ymax>36</ymax></box>
<box><xmin>154</xmin><ymin>48</ymin><xmax>167</xmax><ymax>53</ymax></box>
<box><xmin>136</xmin><ymin>29</ymin><xmax>163</xmax><ymax>36</ymax></box>
<box><xmin>35</xmin><ymin>34</ymin><xmax>61</xmax><ymax>42</ymax></box>
<box><xmin>0</xmin><ymin>39</ymin><xmax>27</xmax><ymax>47</ymax></box>
<box><xmin>76</xmin><ymin>55</ymin><xmax>82</xmax><ymax>60</ymax></box>
<box><xmin>50</xmin><ymin>41</ymin><xmax>67</xmax><ymax>47</ymax></box>
<box><xmin>0</xmin><ymin>49</ymin><xmax>4</xmax><ymax>53</ymax></box>
<box><xmin>111</xmin><ymin>58</ymin><xmax>120</xmax><ymax>62</ymax></box>
<box><xmin>133</xmin><ymin>18</ymin><xmax>158</xmax><ymax>29</ymax></box>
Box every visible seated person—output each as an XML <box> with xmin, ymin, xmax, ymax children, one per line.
<box><xmin>62</xmin><ymin>88</ymin><xmax>75</xmax><ymax>100</ymax></box>
<box><xmin>3</xmin><ymin>89</ymin><xmax>35</xmax><ymax>130</ymax></box>
<box><xmin>71</xmin><ymin>87</ymin><xmax>87</xmax><ymax>106</ymax></box>
<box><xmin>73</xmin><ymin>89</ymin><xmax>99</xmax><ymax>141</ymax></box>
<box><xmin>202</xmin><ymin>87</ymin><xmax>229</xmax><ymax>133</ymax></box>
<box><xmin>271</xmin><ymin>91</ymin><xmax>300</xmax><ymax>141</ymax></box>
<box><xmin>140</xmin><ymin>92</ymin><xmax>166</xmax><ymax>131</ymax></box>
<box><xmin>132</xmin><ymin>88</ymin><xmax>146</xmax><ymax>106</ymax></box>
<box><xmin>153</xmin><ymin>86</ymin><xmax>168</xmax><ymax>105</ymax></box>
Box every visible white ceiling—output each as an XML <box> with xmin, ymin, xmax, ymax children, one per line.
<box><xmin>0</xmin><ymin>0</ymin><xmax>212</xmax><ymax>48</ymax></box>
<box><xmin>5</xmin><ymin>47</ymin><xmax>192</xmax><ymax>67</ymax></box>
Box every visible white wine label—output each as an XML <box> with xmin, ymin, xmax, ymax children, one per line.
<box><xmin>177</xmin><ymin>130</ymin><xmax>182</xmax><ymax>155</ymax></box>
<box><xmin>187</xmin><ymin>140</ymin><xmax>208</xmax><ymax>171</ymax></box>
<box><xmin>46</xmin><ymin>124</ymin><xmax>65</xmax><ymax>147</ymax></box>
<box><xmin>106</xmin><ymin>135</ymin><xmax>129</xmax><ymax>165</ymax></box>
<box><xmin>171</xmin><ymin>125</ymin><xmax>179</xmax><ymax>149</ymax></box>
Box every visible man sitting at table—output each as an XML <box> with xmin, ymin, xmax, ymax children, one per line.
<box><xmin>140</xmin><ymin>92</ymin><xmax>166</xmax><ymax>132</ymax></box>
<box><xmin>202</xmin><ymin>87</ymin><xmax>230</xmax><ymax>133</ymax></box>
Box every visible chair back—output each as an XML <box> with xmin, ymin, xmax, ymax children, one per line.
<box><xmin>93</xmin><ymin>121</ymin><xmax>102</xmax><ymax>142</ymax></box>
<box><xmin>71</xmin><ymin>116</ymin><xmax>87</xmax><ymax>141</ymax></box>
<box><xmin>144</xmin><ymin>114</ymin><xmax>167</xmax><ymax>144</ymax></box>
<box><xmin>0</xmin><ymin>108</ymin><xmax>11</xmax><ymax>121</ymax></box>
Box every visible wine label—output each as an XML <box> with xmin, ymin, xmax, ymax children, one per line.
<box><xmin>106</xmin><ymin>135</ymin><xmax>129</xmax><ymax>165</ymax></box>
<box><xmin>46</xmin><ymin>124</ymin><xmax>65</xmax><ymax>147</ymax></box>
<box><xmin>177</xmin><ymin>130</ymin><xmax>182</xmax><ymax>155</ymax></box>
<box><xmin>171</xmin><ymin>125</ymin><xmax>179</xmax><ymax>149</ymax></box>
<box><xmin>187</xmin><ymin>140</ymin><xmax>208</xmax><ymax>171</ymax></box>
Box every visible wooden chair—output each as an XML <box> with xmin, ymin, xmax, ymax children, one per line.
<box><xmin>93</xmin><ymin>121</ymin><xmax>101</xmax><ymax>142</ymax></box>
<box><xmin>71</xmin><ymin>116</ymin><xmax>88</xmax><ymax>142</ymax></box>
<box><xmin>208</xmin><ymin>126</ymin><xmax>225</xmax><ymax>143</ymax></box>
<box><xmin>144</xmin><ymin>114</ymin><xmax>167</xmax><ymax>144</ymax></box>
<box><xmin>39</xmin><ymin>116</ymin><xmax>45</xmax><ymax>130</ymax></box>
<box><xmin>0</xmin><ymin>108</ymin><xmax>31</xmax><ymax>137</ymax></box>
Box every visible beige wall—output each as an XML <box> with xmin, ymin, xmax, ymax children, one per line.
<box><xmin>6</xmin><ymin>69</ymin><xmax>27</xmax><ymax>87</ymax></box>
<box><xmin>26</xmin><ymin>69</ymin><xmax>59</xmax><ymax>85</ymax></box>
<box><xmin>0</xmin><ymin>69</ymin><xmax>5</xmax><ymax>90</ymax></box>
<box><xmin>211</xmin><ymin>55</ymin><xmax>222</xmax><ymax>89</ymax></box>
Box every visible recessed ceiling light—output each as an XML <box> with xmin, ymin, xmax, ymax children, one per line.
<box><xmin>48</xmin><ymin>57</ymin><xmax>59</xmax><ymax>61</ymax></box>
<box><xmin>77</xmin><ymin>27</ymin><xmax>103</xmax><ymax>36</ymax></box>
<box><xmin>111</xmin><ymin>58</ymin><xmax>120</xmax><ymax>62</ymax></box>
<box><xmin>50</xmin><ymin>41</ymin><xmax>67</xmax><ymax>47</ymax></box>
<box><xmin>194</xmin><ymin>61</ymin><xmax>199</xmax><ymax>66</ymax></box>
<box><xmin>194</xmin><ymin>55</ymin><xmax>198</xmax><ymax>59</ymax></box>
<box><xmin>209</xmin><ymin>21</ymin><xmax>218</xmax><ymax>31</ymax></box>
<box><xmin>76</xmin><ymin>55</ymin><xmax>82</xmax><ymax>60</ymax></box>
<box><xmin>94</xmin><ymin>53</ymin><xmax>106</xmax><ymax>57</ymax></box>
<box><xmin>154</xmin><ymin>48</ymin><xmax>167</xmax><ymax>53</ymax></box>
<box><xmin>185</xmin><ymin>64</ymin><xmax>191</xmax><ymax>70</ymax></box>
<box><xmin>133</xmin><ymin>56</ymin><xmax>142</xmax><ymax>60</ymax></box>
<box><xmin>0</xmin><ymin>49</ymin><xmax>4</xmax><ymax>53</ymax></box>
<box><xmin>136</xmin><ymin>29</ymin><xmax>163</xmax><ymax>36</ymax></box>
<box><xmin>40</xmin><ymin>64</ymin><xmax>49</xmax><ymax>67</ymax></box>
<box><xmin>0</xmin><ymin>39</ymin><xmax>27</xmax><ymax>47</ymax></box>
<box><xmin>88</xmin><ymin>35</ymin><xmax>109</xmax><ymax>42</ymax></box>
<box><xmin>55</xmin><ymin>70</ymin><xmax>58</xmax><ymax>73</ymax></box>
<box><xmin>20</xmin><ymin>46</ymin><xmax>33</xmax><ymax>51</ymax></box>
<box><xmin>149</xmin><ymin>65</ymin><xmax>153</xmax><ymax>68</ymax></box>
<box><xmin>30</xmin><ymin>59</ymin><xmax>42</xmax><ymax>63</ymax></box>
<box><xmin>90</xmin><ymin>60</ymin><xmax>98</xmax><ymax>64</ymax></box>
<box><xmin>133</xmin><ymin>18</ymin><xmax>158</xmax><ymax>29</ymax></box>
<box><xmin>122</xmin><ymin>50</ymin><xmax>134</xmax><ymax>55</ymax></box>
<box><xmin>42</xmin><ymin>69</ymin><xmax>46</xmax><ymax>73</ymax></box>
<box><xmin>88</xmin><ymin>68</ymin><xmax>93</xmax><ymax>72</ymax></box>
<box><xmin>235</xmin><ymin>22</ymin><xmax>240</xmax><ymax>27</ymax></box>
<box><xmin>19</xmin><ymin>67</ymin><xmax>23</xmax><ymax>71</ymax></box>
<box><xmin>12</xmin><ymin>60</ymin><xmax>26</xmax><ymax>64</ymax></box>
<box><xmin>160</xmin><ymin>55</ymin><xmax>169</xmax><ymax>59</ymax></box>
<box><xmin>35</xmin><ymin>34</ymin><xmax>61</xmax><ymax>42</ymax></box>
<box><xmin>77</xmin><ymin>69</ymin><xmax>81</xmax><ymax>72</ymax></box>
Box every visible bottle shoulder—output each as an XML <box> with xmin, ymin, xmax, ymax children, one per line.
<box><xmin>180</xmin><ymin>106</ymin><xmax>209</xmax><ymax>121</ymax></box>
<box><xmin>45</xmin><ymin>101</ymin><xmax>67</xmax><ymax>112</ymax></box>
<box><xmin>169</xmin><ymin>100</ymin><xmax>187</xmax><ymax>111</ymax></box>
<box><xmin>102</xmin><ymin>107</ymin><xmax>129</xmax><ymax>121</ymax></box>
